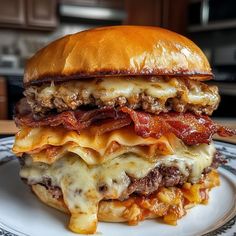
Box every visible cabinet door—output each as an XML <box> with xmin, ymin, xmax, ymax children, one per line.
<box><xmin>0</xmin><ymin>0</ymin><xmax>25</xmax><ymax>25</ymax></box>
<box><xmin>26</xmin><ymin>0</ymin><xmax>57</xmax><ymax>28</ymax></box>
<box><xmin>125</xmin><ymin>0</ymin><xmax>162</xmax><ymax>26</ymax></box>
<box><xmin>162</xmin><ymin>0</ymin><xmax>187</xmax><ymax>34</ymax></box>
<box><xmin>125</xmin><ymin>0</ymin><xmax>187</xmax><ymax>34</ymax></box>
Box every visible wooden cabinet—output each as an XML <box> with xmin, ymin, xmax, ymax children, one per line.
<box><xmin>0</xmin><ymin>77</ymin><xmax>7</xmax><ymax>120</ymax></box>
<box><xmin>125</xmin><ymin>0</ymin><xmax>187</xmax><ymax>34</ymax></box>
<box><xmin>0</xmin><ymin>0</ymin><xmax>25</xmax><ymax>26</ymax></box>
<box><xmin>26</xmin><ymin>0</ymin><xmax>57</xmax><ymax>28</ymax></box>
<box><xmin>162</xmin><ymin>0</ymin><xmax>187</xmax><ymax>34</ymax></box>
<box><xmin>125</xmin><ymin>0</ymin><xmax>162</xmax><ymax>26</ymax></box>
<box><xmin>0</xmin><ymin>0</ymin><xmax>58</xmax><ymax>30</ymax></box>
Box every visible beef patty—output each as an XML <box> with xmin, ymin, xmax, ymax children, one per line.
<box><xmin>21</xmin><ymin>151</ymin><xmax>225</xmax><ymax>201</ymax></box>
<box><xmin>24</xmin><ymin>77</ymin><xmax>220</xmax><ymax>116</ymax></box>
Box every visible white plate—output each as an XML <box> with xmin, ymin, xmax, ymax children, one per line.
<box><xmin>0</xmin><ymin>137</ymin><xmax>236</xmax><ymax>236</ymax></box>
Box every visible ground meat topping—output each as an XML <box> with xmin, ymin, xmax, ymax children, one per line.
<box><xmin>24</xmin><ymin>77</ymin><xmax>220</xmax><ymax>116</ymax></box>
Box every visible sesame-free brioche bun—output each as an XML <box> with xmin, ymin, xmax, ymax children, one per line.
<box><xmin>31</xmin><ymin>184</ymin><xmax>157</xmax><ymax>223</ymax></box>
<box><xmin>24</xmin><ymin>26</ymin><xmax>212</xmax><ymax>85</ymax></box>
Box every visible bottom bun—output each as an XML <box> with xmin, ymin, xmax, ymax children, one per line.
<box><xmin>32</xmin><ymin>184</ymin><xmax>156</xmax><ymax>223</ymax></box>
<box><xmin>31</xmin><ymin>170</ymin><xmax>219</xmax><ymax>227</ymax></box>
<box><xmin>32</xmin><ymin>184</ymin><xmax>69</xmax><ymax>214</ymax></box>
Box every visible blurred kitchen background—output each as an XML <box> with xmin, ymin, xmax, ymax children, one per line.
<box><xmin>0</xmin><ymin>0</ymin><xmax>236</xmax><ymax>135</ymax></box>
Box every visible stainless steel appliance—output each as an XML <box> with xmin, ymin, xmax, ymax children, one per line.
<box><xmin>188</xmin><ymin>0</ymin><xmax>236</xmax><ymax>32</ymax></box>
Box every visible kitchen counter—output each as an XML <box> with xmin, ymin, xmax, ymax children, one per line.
<box><xmin>1</xmin><ymin>119</ymin><xmax>236</xmax><ymax>144</ymax></box>
<box><xmin>213</xmin><ymin>118</ymin><xmax>236</xmax><ymax>143</ymax></box>
<box><xmin>0</xmin><ymin>120</ymin><xmax>18</xmax><ymax>135</ymax></box>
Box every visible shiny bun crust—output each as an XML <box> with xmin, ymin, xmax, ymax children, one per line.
<box><xmin>24</xmin><ymin>26</ymin><xmax>212</xmax><ymax>85</ymax></box>
<box><xmin>32</xmin><ymin>184</ymin><xmax>157</xmax><ymax>223</ymax></box>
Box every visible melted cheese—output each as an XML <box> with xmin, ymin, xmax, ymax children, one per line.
<box><xmin>37</xmin><ymin>77</ymin><xmax>218</xmax><ymax>106</ymax></box>
<box><xmin>14</xmin><ymin>124</ymin><xmax>216</xmax><ymax>233</ymax></box>
<box><xmin>21</xmin><ymin>142</ymin><xmax>215</xmax><ymax>233</ymax></box>
<box><xmin>13</xmin><ymin>126</ymin><xmax>173</xmax><ymax>164</ymax></box>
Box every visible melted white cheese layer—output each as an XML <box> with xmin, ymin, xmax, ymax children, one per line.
<box><xmin>20</xmin><ymin>142</ymin><xmax>215</xmax><ymax>233</ymax></box>
<box><xmin>36</xmin><ymin>77</ymin><xmax>219</xmax><ymax>106</ymax></box>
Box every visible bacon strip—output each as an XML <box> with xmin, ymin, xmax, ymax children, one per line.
<box><xmin>15</xmin><ymin>107</ymin><xmax>130</xmax><ymax>133</ymax></box>
<box><xmin>15</xmin><ymin>103</ymin><xmax>236</xmax><ymax>145</ymax></box>
<box><xmin>121</xmin><ymin>107</ymin><xmax>236</xmax><ymax>145</ymax></box>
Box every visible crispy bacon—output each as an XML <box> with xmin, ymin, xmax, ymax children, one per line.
<box><xmin>15</xmin><ymin>100</ymin><xmax>236</xmax><ymax>145</ymax></box>
<box><xmin>15</xmin><ymin>98</ymin><xmax>132</xmax><ymax>134</ymax></box>
<box><xmin>121</xmin><ymin>107</ymin><xmax>236</xmax><ymax>145</ymax></box>
<box><xmin>15</xmin><ymin>107</ymin><xmax>130</xmax><ymax>133</ymax></box>
<box><xmin>89</xmin><ymin>118</ymin><xmax>132</xmax><ymax>135</ymax></box>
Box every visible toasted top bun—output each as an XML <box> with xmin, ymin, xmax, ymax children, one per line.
<box><xmin>24</xmin><ymin>26</ymin><xmax>212</xmax><ymax>85</ymax></box>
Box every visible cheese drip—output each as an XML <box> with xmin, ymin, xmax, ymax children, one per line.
<box><xmin>20</xmin><ymin>142</ymin><xmax>215</xmax><ymax>234</ymax></box>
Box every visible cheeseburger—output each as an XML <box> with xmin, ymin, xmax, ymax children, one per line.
<box><xmin>13</xmin><ymin>26</ymin><xmax>235</xmax><ymax>234</ymax></box>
